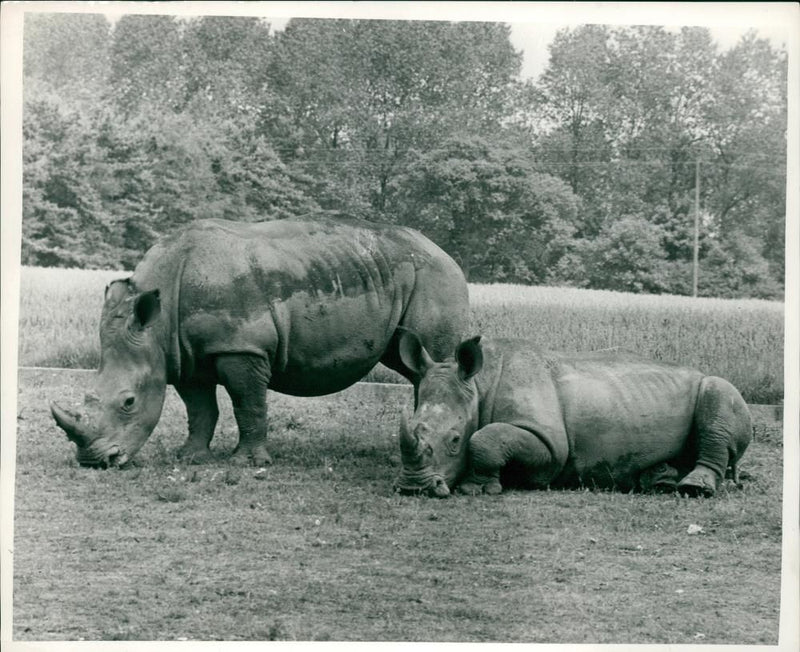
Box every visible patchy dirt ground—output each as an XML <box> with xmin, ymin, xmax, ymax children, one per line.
<box><xmin>12</xmin><ymin>368</ymin><xmax>783</xmax><ymax>642</ymax></box>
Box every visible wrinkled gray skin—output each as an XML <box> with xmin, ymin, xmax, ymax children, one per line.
<box><xmin>395</xmin><ymin>332</ymin><xmax>752</xmax><ymax>498</ymax></box>
<box><xmin>51</xmin><ymin>215</ymin><xmax>468</xmax><ymax>468</ymax></box>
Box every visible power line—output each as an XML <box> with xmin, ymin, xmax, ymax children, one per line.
<box><xmin>262</xmin><ymin>151</ymin><xmax>787</xmax><ymax>174</ymax></box>
<box><xmin>267</xmin><ymin>144</ymin><xmax>781</xmax><ymax>158</ymax></box>
<box><xmin>529</xmin><ymin>161</ymin><xmax>786</xmax><ymax>173</ymax></box>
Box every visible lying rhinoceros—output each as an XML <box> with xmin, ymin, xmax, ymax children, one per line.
<box><xmin>51</xmin><ymin>214</ymin><xmax>468</xmax><ymax>468</ymax></box>
<box><xmin>394</xmin><ymin>332</ymin><xmax>752</xmax><ymax>498</ymax></box>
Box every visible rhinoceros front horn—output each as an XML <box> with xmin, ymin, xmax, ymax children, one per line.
<box><xmin>50</xmin><ymin>401</ymin><xmax>98</xmax><ymax>447</ymax></box>
<box><xmin>399</xmin><ymin>411</ymin><xmax>420</xmax><ymax>461</ymax></box>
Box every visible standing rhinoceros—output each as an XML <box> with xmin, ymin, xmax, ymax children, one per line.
<box><xmin>51</xmin><ymin>214</ymin><xmax>469</xmax><ymax>468</ymax></box>
<box><xmin>394</xmin><ymin>332</ymin><xmax>752</xmax><ymax>498</ymax></box>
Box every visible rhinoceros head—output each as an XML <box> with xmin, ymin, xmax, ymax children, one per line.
<box><xmin>394</xmin><ymin>331</ymin><xmax>483</xmax><ymax>497</ymax></box>
<box><xmin>51</xmin><ymin>279</ymin><xmax>167</xmax><ymax>468</ymax></box>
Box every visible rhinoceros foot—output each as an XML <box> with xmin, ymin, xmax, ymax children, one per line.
<box><xmin>678</xmin><ymin>465</ymin><xmax>720</xmax><ymax>498</ymax></box>
<box><xmin>639</xmin><ymin>462</ymin><xmax>679</xmax><ymax>493</ymax></box>
<box><xmin>230</xmin><ymin>444</ymin><xmax>273</xmax><ymax>467</ymax></box>
<box><xmin>457</xmin><ymin>473</ymin><xmax>502</xmax><ymax>496</ymax></box>
<box><xmin>176</xmin><ymin>444</ymin><xmax>213</xmax><ymax>465</ymax></box>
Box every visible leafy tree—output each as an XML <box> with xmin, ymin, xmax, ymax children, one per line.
<box><xmin>703</xmin><ymin>32</ymin><xmax>787</xmax><ymax>286</ymax></box>
<box><xmin>209</xmin><ymin>121</ymin><xmax>320</xmax><ymax>222</ymax></box>
<box><xmin>536</xmin><ymin>24</ymin><xmax>612</xmax><ymax>213</ymax></box>
<box><xmin>179</xmin><ymin>16</ymin><xmax>273</xmax><ymax>122</ymax></box>
<box><xmin>532</xmin><ymin>24</ymin><xmax>786</xmax><ymax>297</ymax></box>
<box><xmin>697</xmin><ymin>233</ymin><xmax>782</xmax><ymax>299</ymax></box>
<box><xmin>107</xmin><ymin>15</ymin><xmax>184</xmax><ymax>116</ymax></box>
<box><xmin>22</xmin><ymin>95</ymin><xmax>118</xmax><ymax>267</ymax></box>
<box><xmin>24</xmin><ymin>13</ymin><xmax>110</xmax><ymax>103</ymax></box>
<box><xmin>557</xmin><ymin>216</ymin><xmax>669</xmax><ymax>294</ymax></box>
<box><xmin>20</xmin><ymin>13</ymin><xmax>786</xmax><ymax>298</ymax></box>
<box><xmin>265</xmin><ymin>19</ymin><xmax>523</xmax><ymax>216</ymax></box>
<box><xmin>90</xmin><ymin>111</ymin><xmax>318</xmax><ymax>267</ymax></box>
<box><xmin>387</xmin><ymin>136</ymin><xmax>579</xmax><ymax>282</ymax></box>
<box><xmin>23</xmin><ymin>14</ymin><xmax>319</xmax><ymax>268</ymax></box>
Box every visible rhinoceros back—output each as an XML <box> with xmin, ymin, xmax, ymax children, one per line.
<box><xmin>130</xmin><ymin>216</ymin><xmax>468</xmax><ymax>394</ymax></box>
<box><xmin>550</xmin><ymin>351</ymin><xmax>704</xmax><ymax>488</ymax></box>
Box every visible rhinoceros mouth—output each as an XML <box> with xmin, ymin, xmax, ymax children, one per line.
<box><xmin>394</xmin><ymin>472</ymin><xmax>451</xmax><ymax>498</ymax></box>
<box><xmin>76</xmin><ymin>442</ymin><xmax>129</xmax><ymax>469</ymax></box>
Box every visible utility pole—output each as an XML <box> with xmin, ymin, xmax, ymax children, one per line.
<box><xmin>692</xmin><ymin>159</ymin><xmax>700</xmax><ymax>297</ymax></box>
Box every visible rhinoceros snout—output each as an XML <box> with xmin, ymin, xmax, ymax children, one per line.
<box><xmin>76</xmin><ymin>443</ymin><xmax>121</xmax><ymax>469</ymax></box>
<box><xmin>77</xmin><ymin>446</ymin><xmax>129</xmax><ymax>469</ymax></box>
<box><xmin>394</xmin><ymin>475</ymin><xmax>451</xmax><ymax>498</ymax></box>
<box><xmin>108</xmin><ymin>450</ymin><xmax>129</xmax><ymax>467</ymax></box>
<box><xmin>52</xmin><ymin>401</ymin><xmax>130</xmax><ymax>469</ymax></box>
<box><xmin>429</xmin><ymin>477</ymin><xmax>450</xmax><ymax>498</ymax></box>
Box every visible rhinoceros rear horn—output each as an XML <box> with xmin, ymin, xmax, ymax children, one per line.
<box><xmin>50</xmin><ymin>401</ymin><xmax>99</xmax><ymax>447</ymax></box>
<box><xmin>105</xmin><ymin>278</ymin><xmax>132</xmax><ymax>303</ymax></box>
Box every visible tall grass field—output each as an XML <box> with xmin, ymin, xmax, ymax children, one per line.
<box><xmin>15</xmin><ymin>266</ymin><xmax>784</xmax><ymax>403</ymax></box>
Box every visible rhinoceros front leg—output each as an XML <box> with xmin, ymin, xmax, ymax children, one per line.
<box><xmin>458</xmin><ymin>423</ymin><xmax>556</xmax><ymax>496</ymax></box>
<box><xmin>215</xmin><ymin>354</ymin><xmax>273</xmax><ymax>467</ymax></box>
<box><xmin>176</xmin><ymin>382</ymin><xmax>219</xmax><ymax>464</ymax></box>
<box><xmin>678</xmin><ymin>376</ymin><xmax>752</xmax><ymax>498</ymax></box>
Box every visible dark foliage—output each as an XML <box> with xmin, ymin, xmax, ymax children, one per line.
<box><xmin>21</xmin><ymin>14</ymin><xmax>786</xmax><ymax>298</ymax></box>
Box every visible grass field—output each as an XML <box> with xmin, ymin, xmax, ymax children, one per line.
<box><xmin>468</xmin><ymin>283</ymin><xmax>784</xmax><ymax>404</ymax></box>
<box><xmin>16</xmin><ymin>266</ymin><xmax>785</xmax><ymax>403</ymax></box>
<box><xmin>13</xmin><ymin>368</ymin><xmax>782</xmax><ymax>642</ymax></box>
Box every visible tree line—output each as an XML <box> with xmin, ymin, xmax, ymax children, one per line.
<box><xmin>22</xmin><ymin>14</ymin><xmax>787</xmax><ymax>298</ymax></box>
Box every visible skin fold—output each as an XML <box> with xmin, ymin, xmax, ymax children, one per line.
<box><xmin>397</xmin><ymin>332</ymin><xmax>752</xmax><ymax>498</ymax></box>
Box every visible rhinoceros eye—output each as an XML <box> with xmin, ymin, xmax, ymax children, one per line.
<box><xmin>447</xmin><ymin>432</ymin><xmax>462</xmax><ymax>454</ymax></box>
<box><xmin>121</xmin><ymin>396</ymin><xmax>136</xmax><ymax>411</ymax></box>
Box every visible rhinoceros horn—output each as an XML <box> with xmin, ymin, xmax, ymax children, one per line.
<box><xmin>399</xmin><ymin>410</ymin><xmax>420</xmax><ymax>462</ymax></box>
<box><xmin>50</xmin><ymin>401</ymin><xmax>99</xmax><ymax>448</ymax></box>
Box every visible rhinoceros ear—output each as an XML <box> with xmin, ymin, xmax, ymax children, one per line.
<box><xmin>398</xmin><ymin>328</ymin><xmax>435</xmax><ymax>376</ymax></box>
<box><xmin>133</xmin><ymin>289</ymin><xmax>161</xmax><ymax>330</ymax></box>
<box><xmin>456</xmin><ymin>336</ymin><xmax>483</xmax><ymax>381</ymax></box>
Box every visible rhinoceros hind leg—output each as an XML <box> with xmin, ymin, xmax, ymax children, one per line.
<box><xmin>678</xmin><ymin>464</ymin><xmax>720</xmax><ymax>497</ymax></box>
<box><xmin>176</xmin><ymin>382</ymin><xmax>219</xmax><ymax>464</ymax></box>
<box><xmin>216</xmin><ymin>354</ymin><xmax>273</xmax><ymax>467</ymax></box>
<box><xmin>678</xmin><ymin>376</ymin><xmax>752</xmax><ymax>498</ymax></box>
